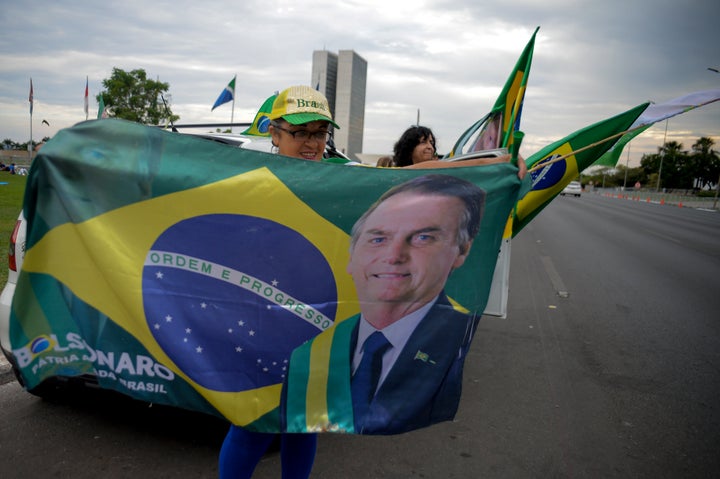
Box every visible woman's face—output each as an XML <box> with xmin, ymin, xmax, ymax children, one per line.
<box><xmin>270</xmin><ymin>120</ymin><xmax>330</xmax><ymax>161</ymax></box>
<box><xmin>411</xmin><ymin>135</ymin><xmax>436</xmax><ymax>164</ymax></box>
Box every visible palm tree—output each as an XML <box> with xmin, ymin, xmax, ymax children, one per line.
<box><xmin>691</xmin><ymin>137</ymin><xmax>719</xmax><ymax>190</ymax></box>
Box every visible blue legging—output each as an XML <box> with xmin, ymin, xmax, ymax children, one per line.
<box><xmin>219</xmin><ymin>426</ymin><xmax>318</xmax><ymax>479</ymax></box>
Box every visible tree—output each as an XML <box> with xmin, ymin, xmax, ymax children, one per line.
<box><xmin>99</xmin><ymin>68</ymin><xmax>179</xmax><ymax>125</ymax></box>
<box><xmin>690</xmin><ymin>137</ymin><xmax>719</xmax><ymax>190</ymax></box>
<box><xmin>2</xmin><ymin>137</ymin><xmax>51</xmax><ymax>152</ymax></box>
<box><xmin>640</xmin><ymin>141</ymin><xmax>691</xmax><ymax>190</ymax></box>
<box><xmin>613</xmin><ymin>164</ymin><xmax>648</xmax><ymax>188</ymax></box>
<box><xmin>664</xmin><ymin>141</ymin><xmax>694</xmax><ymax>189</ymax></box>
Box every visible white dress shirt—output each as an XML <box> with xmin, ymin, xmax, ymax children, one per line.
<box><xmin>352</xmin><ymin>295</ymin><xmax>439</xmax><ymax>394</ymax></box>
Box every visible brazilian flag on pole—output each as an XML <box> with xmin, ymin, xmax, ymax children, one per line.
<box><xmin>448</xmin><ymin>26</ymin><xmax>538</xmax><ymax>158</ymax></box>
<box><xmin>592</xmin><ymin>89</ymin><xmax>720</xmax><ymax>167</ymax></box>
<box><xmin>491</xmin><ymin>25</ymin><xmax>538</xmax><ymax>150</ymax></box>
<box><xmin>241</xmin><ymin>93</ymin><xmax>277</xmax><ymax>136</ymax></box>
<box><xmin>512</xmin><ymin>102</ymin><xmax>649</xmax><ymax>236</ymax></box>
<box><xmin>10</xmin><ymin>119</ymin><xmax>524</xmax><ymax>432</ymax></box>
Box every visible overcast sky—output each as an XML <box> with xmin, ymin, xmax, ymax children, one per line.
<box><xmin>1</xmin><ymin>0</ymin><xmax>719</xmax><ymax>166</ymax></box>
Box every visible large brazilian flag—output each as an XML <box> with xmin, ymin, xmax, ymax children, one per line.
<box><xmin>10</xmin><ymin>119</ymin><xmax>525</xmax><ymax>432</ymax></box>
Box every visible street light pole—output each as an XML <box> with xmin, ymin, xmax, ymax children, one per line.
<box><xmin>623</xmin><ymin>142</ymin><xmax>631</xmax><ymax>190</ymax></box>
<box><xmin>709</xmin><ymin>67</ymin><xmax>719</xmax><ymax>209</ymax></box>
<box><xmin>656</xmin><ymin>119</ymin><xmax>668</xmax><ymax>192</ymax></box>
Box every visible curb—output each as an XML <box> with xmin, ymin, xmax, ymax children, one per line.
<box><xmin>598</xmin><ymin>192</ymin><xmax>718</xmax><ymax>210</ymax></box>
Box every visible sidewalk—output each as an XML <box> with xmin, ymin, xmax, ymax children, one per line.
<box><xmin>594</xmin><ymin>188</ymin><xmax>719</xmax><ymax>210</ymax></box>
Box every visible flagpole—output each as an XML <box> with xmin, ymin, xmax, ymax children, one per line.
<box><xmin>623</xmin><ymin>142</ymin><xmax>631</xmax><ymax>190</ymax></box>
<box><xmin>230</xmin><ymin>73</ymin><xmax>236</xmax><ymax>131</ymax></box>
<box><xmin>29</xmin><ymin>78</ymin><xmax>33</xmax><ymax>162</ymax></box>
<box><xmin>230</xmin><ymin>96</ymin><xmax>235</xmax><ymax>132</ymax></box>
<box><xmin>527</xmin><ymin>121</ymin><xmax>664</xmax><ymax>174</ymax></box>
<box><xmin>656</xmin><ymin>119</ymin><xmax>669</xmax><ymax>192</ymax></box>
<box><xmin>85</xmin><ymin>76</ymin><xmax>89</xmax><ymax>121</ymax></box>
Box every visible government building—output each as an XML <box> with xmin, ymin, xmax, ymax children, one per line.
<box><xmin>311</xmin><ymin>50</ymin><xmax>367</xmax><ymax>161</ymax></box>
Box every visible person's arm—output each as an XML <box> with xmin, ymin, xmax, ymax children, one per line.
<box><xmin>404</xmin><ymin>154</ymin><xmax>527</xmax><ymax>179</ymax></box>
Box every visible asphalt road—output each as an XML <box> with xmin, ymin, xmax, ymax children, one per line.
<box><xmin>0</xmin><ymin>351</ymin><xmax>10</xmax><ymax>385</ymax></box>
<box><xmin>1</xmin><ymin>192</ymin><xmax>719</xmax><ymax>478</ymax></box>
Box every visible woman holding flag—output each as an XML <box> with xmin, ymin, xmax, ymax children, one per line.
<box><xmin>385</xmin><ymin>125</ymin><xmax>438</xmax><ymax>167</ymax></box>
<box><xmin>219</xmin><ymin>85</ymin><xmax>526</xmax><ymax>479</ymax></box>
<box><xmin>219</xmin><ymin>85</ymin><xmax>338</xmax><ymax>479</ymax></box>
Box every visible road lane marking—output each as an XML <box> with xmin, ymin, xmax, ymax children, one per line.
<box><xmin>541</xmin><ymin>255</ymin><xmax>569</xmax><ymax>298</ymax></box>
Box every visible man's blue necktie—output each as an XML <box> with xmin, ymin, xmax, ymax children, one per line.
<box><xmin>351</xmin><ymin>331</ymin><xmax>390</xmax><ymax>429</ymax></box>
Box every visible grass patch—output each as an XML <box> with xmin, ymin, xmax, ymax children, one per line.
<box><xmin>0</xmin><ymin>173</ymin><xmax>27</xmax><ymax>286</ymax></box>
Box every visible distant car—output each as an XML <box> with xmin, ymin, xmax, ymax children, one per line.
<box><xmin>0</xmin><ymin>130</ymin><xmax>351</xmax><ymax>396</ymax></box>
<box><xmin>560</xmin><ymin>181</ymin><xmax>582</xmax><ymax>197</ymax></box>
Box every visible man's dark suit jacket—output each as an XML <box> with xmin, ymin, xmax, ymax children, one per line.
<box><xmin>283</xmin><ymin>294</ymin><xmax>479</xmax><ymax>435</ymax></box>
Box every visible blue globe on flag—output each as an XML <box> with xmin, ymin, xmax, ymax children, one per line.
<box><xmin>142</xmin><ymin>214</ymin><xmax>338</xmax><ymax>392</ymax></box>
<box><xmin>257</xmin><ymin>116</ymin><xmax>271</xmax><ymax>134</ymax></box>
<box><xmin>530</xmin><ymin>155</ymin><xmax>568</xmax><ymax>191</ymax></box>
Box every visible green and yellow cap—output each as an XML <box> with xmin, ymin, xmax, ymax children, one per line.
<box><xmin>269</xmin><ymin>85</ymin><xmax>340</xmax><ymax>128</ymax></box>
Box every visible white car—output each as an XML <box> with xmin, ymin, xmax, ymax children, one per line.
<box><xmin>182</xmin><ymin>129</ymin><xmax>351</xmax><ymax>162</ymax></box>
<box><xmin>0</xmin><ymin>130</ymin><xmax>350</xmax><ymax>394</ymax></box>
<box><xmin>0</xmin><ymin>211</ymin><xmax>24</xmax><ymax>384</ymax></box>
<box><xmin>560</xmin><ymin>180</ymin><xmax>582</xmax><ymax>197</ymax></box>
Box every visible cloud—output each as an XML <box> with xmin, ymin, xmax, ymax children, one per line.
<box><xmin>1</xmin><ymin>0</ymin><xmax>718</xmax><ymax>166</ymax></box>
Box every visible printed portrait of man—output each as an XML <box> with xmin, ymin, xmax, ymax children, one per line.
<box><xmin>283</xmin><ymin>174</ymin><xmax>487</xmax><ymax>435</ymax></box>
